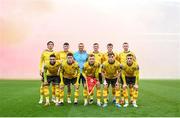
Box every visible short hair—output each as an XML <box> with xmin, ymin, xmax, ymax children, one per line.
<box><xmin>47</xmin><ymin>41</ymin><xmax>54</xmax><ymax>45</ymax></box>
<box><xmin>123</xmin><ymin>42</ymin><xmax>128</xmax><ymax>45</ymax></box>
<box><xmin>50</xmin><ymin>54</ymin><xmax>56</xmax><ymax>58</ymax></box>
<box><xmin>67</xmin><ymin>52</ymin><xmax>73</xmax><ymax>57</ymax></box>
<box><xmin>93</xmin><ymin>43</ymin><xmax>99</xmax><ymax>46</ymax></box>
<box><xmin>108</xmin><ymin>52</ymin><xmax>115</xmax><ymax>57</ymax></box>
<box><xmin>126</xmin><ymin>54</ymin><xmax>133</xmax><ymax>57</ymax></box>
<box><xmin>63</xmin><ymin>42</ymin><xmax>69</xmax><ymax>46</ymax></box>
<box><xmin>88</xmin><ymin>53</ymin><xmax>95</xmax><ymax>58</ymax></box>
<box><xmin>107</xmin><ymin>43</ymin><xmax>113</xmax><ymax>47</ymax></box>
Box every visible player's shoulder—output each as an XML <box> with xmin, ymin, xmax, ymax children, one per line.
<box><xmin>102</xmin><ymin>61</ymin><xmax>108</xmax><ymax>66</ymax></box>
<box><xmin>56</xmin><ymin>61</ymin><xmax>61</xmax><ymax>65</ymax></box>
<box><xmin>44</xmin><ymin>61</ymin><xmax>50</xmax><ymax>68</ymax></box>
<box><xmin>83</xmin><ymin>61</ymin><xmax>89</xmax><ymax>67</ymax></box>
<box><xmin>133</xmin><ymin>62</ymin><xmax>139</xmax><ymax>69</ymax></box>
<box><xmin>73</xmin><ymin>61</ymin><xmax>79</xmax><ymax>66</ymax></box>
<box><xmin>120</xmin><ymin>63</ymin><xmax>126</xmax><ymax>69</ymax></box>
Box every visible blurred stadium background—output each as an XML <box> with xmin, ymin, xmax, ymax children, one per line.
<box><xmin>0</xmin><ymin>0</ymin><xmax>179</xmax><ymax>79</ymax></box>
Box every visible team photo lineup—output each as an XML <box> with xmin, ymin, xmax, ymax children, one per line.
<box><xmin>39</xmin><ymin>41</ymin><xmax>139</xmax><ymax>108</ymax></box>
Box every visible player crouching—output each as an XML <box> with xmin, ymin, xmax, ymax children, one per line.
<box><xmin>102</xmin><ymin>52</ymin><xmax>121</xmax><ymax>108</ymax></box>
<box><xmin>121</xmin><ymin>54</ymin><xmax>139</xmax><ymax>108</ymax></box>
<box><xmin>59</xmin><ymin>53</ymin><xmax>80</xmax><ymax>105</ymax></box>
<box><xmin>43</xmin><ymin>54</ymin><xmax>61</xmax><ymax>106</ymax></box>
<box><xmin>82</xmin><ymin>54</ymin><xmax>101</xmax><ymax>106</ymax></box>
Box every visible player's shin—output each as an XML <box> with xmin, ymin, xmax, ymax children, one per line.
<box><xmin>133</xmin><ymin>88</ymin><xmax>138</xmax><ymax>104</ymax></box>
<box><xmin>39</xmin><ymin>84</ymin><xmax>44</xmax><ymax>103</ymax></box>
<box><xmin>51</xmin><ymin>84</ymin><xmax>55</xmax><ymax>102</ymax></box>
<box><xmin>96</xmin><ymin>87</ymin><xmax>101</xmax><ymax>104</ymax></box>
<box><xmin>123</xmin><ymin>88</ymin><xmax>128</xmax><ymax>104</ymax></box>
<box><xmin>43</xmin><ymin>85</ymin><xmax>50</xmax><ymax>104</ymax></box>
<box><xmin>130</xmin><ymin>85</ymin><xmax>134</xmax><ymax>103</ymax></box>
<box><xmin>59</xmin><ymin>86</ymin><xmax>64</xmax><ymax>103</ymax></box>
<box><xmin>120</xmin><ymin>86</ymin><xmax>125</xmax><ymax>104</ymax></box>
<box><xmin>103</xmin><ymin>86</ymin><xmax>108</xmax><ymax>104</ymax></box>
<box><xmin>83</xmin><ymin>86</ymin><xmax>88</xmax><ymax>105</ymax></box>
<box><xmin>115</xmin><ymin>86</ymin><xmax>120</xmax><ymax>104</ymax></box>
<box><xmin>55</xmin><ymin>84</ymin><xmax>60</xmax><ymax>103</ymax></box>
<box><xmin>67</xmin><ymin>85</ymin><xmax>71</xmax><ymax>100</ymax></box>
<box><xmin>74</xmin><ymin>86</ymin><xmax>79</xmax><ymax>103</ymax></box>
<box><xmin>112</xmin><ymin>87</ymin><xmax>116</xmax><ymax>103</ymax></box>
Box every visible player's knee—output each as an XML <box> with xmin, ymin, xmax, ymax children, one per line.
<box><xmin>104</xmin><ymin>85</ymin><xmax>108</xmax><ymax>89</ymax></box>
<box><xmin>115</xmin><ymin>85</ymin><xmax>120</xmax><ymax>90</ymax></box>
<box><xmin>129</xmin><ymin>84</ymin><xmax>133</xmax><ymax>88</ymax></box>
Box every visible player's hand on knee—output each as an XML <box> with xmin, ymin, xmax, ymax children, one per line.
<box><xmin>40</xmin><ymin>71</ymin><xmax>43</xmax><ymax>76</ymax></box>
<box><xmin>115</xmin><ymin>82</ymin><xmax>119</xmax><ymax>87</ymax></box>
<box><xmin>134</xmin><ymin>84</ymin><xmax>138</xmax><ymax>90</ymax></box>
<box><xmin>43</xmin><ymin>81</ymin><xmax>48</xmax><ymax>86</ymax></box>
<box><xmin>123</xmin><ymin>84</ymin><xmax>127</xmax><ymax>90</ymax></box>
<box><xmin>96</xmin><ymin>80</ymin><xmax>100</xmax><ymax>85</ymax></box>
<box><xmin>60</xmin><ymin>83</ymin><xmax>64</xmax><ymax>89</ymax></box>
<box><xmin>103</xmin><ymin>80</ymin><xmax>107</xmax><ymax>86</ymax></box>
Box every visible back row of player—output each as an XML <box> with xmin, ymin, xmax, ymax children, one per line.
<box><xmin>38</xmin><ymin>41</ymin><xmax>139</xmax><ymax>108</ymax></box>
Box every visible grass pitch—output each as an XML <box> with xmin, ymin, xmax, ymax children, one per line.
<box><xmin>0</xmin><ymin>79</ymin><xmax>179</xmax><ymax>117</ymax></box>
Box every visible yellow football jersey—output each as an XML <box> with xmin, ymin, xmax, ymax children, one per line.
<box><xmin>82</xmin><ymin>61</ymin><xmax>100</xmax><ymax>79</ymax></box>
<box><xmin>44</xmin><ymin>61</ymin><xmax>61</xmax><ymax>76</ymax></box>
<box><xmin>57</xmin><ymin>50</ymin><xmax>73</xmax><ymax>62</ymax></box>
<box><xmin>102</xmin><ymin>60</ymin><xmax>121</xmax><ymax>79</ymax></box>
<box><xmin>90</xmin><ymin>51</ymin><xmax>103</xmax><ymax>64</ymax></box>
<box><xmin>119</xmin><ymin>51</ymin><xmax>136</xmax><ymax>64</ymax></box>
<box><xmin>102</xmin><ymin>51</ymin><xmax>119</xmax><ymax>63</ymax></box>
<box><xmin>121</xmin><ymin>62</ymin><xmax>139</xmax><ymax>84</ymax></box>
<box><xmin>60</xmin><ymin>61</ymin><xmax>80</xmax><ymax>79</ymax></box>
<box><xmin>39</xmin><ymin>49</ymin><xmax>58</xmax><ymax>71</ymax></box>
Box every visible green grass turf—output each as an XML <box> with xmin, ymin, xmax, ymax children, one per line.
<box><xmin>0</xmin><ymin>80</ymin><xmax>180</xmax><ymax>117</ymax></box>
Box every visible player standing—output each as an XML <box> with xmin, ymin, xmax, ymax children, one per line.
<box><xmin>38</xmin><ymin>41</ymin><xmax>57</xmax><ymax>104</ymax></box>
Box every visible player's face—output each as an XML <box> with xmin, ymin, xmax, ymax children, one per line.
<box><xmin>107</xmin><ymin>45</ymin><xmax>113</xmax><ymax>52</ymax></box>
<box><xmin>47</xmin><ymin>43</ymin><xmax>54</xmax><ymax>50</ymax></box>
<box><xmin>123</xmin><ymin>44</ymin><xmax>129</xmax><ymax>51</ymax></box>
<box><xmin>108</xmin><ymin>55</ymin><xmax>115</xmax><ymax>63</ymax></box>
<box><xmin>93</xmin><ymin>44</ymin><xmax>99</xmax><ymax>52</ymax></box>
<box><xmin>78</xmin><ymin>44</ymin><xmax>84</xmax><ymax>51</ymax></box>
<box><xmin>127</xmin><ymin>56</ymin><xmax>133</xmax><ymax>64</ymax></box>
<box><xmin>89</xmin><ymin>56</ymin><xmax>95</xmax><ymax>64</ymax></box>
<box><xmin>50</xmin><ymin>57</ymin><xmax>56</xmax><ymax>65</ymax></box>
<box><xmin>63</xmin><ymin>45</ymin><xmax>69</xmax><ymax>51</ymax></box>
<box><xmin>67</xmin><ymin>56</ymin><xmax>74</xmax><ymax>63</ymax></box>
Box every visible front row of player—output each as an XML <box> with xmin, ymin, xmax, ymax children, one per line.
<box><xmin>40</xmin><ymin>52</ymin><xmax>139</xmax><ymax>108</ymax></box>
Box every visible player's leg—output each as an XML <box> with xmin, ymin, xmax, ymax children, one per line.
<box><xmin>53</xmin><ymin>76</ymin><xmax>60</xmax><ymax>106</ymax></box>
<box><xmin>83</xmin><ymin>82</ymin><xmax>88</xmax><ymax>106</ymax></box>
<box><xmin>59</xmin><ymin>78</ymin><xmax>67</xmax><ymax>105</ymax></box>
<box><xmin>119</xmin><ymin>77</ymin><xmax>125</xmax><ymax>105</ymax></box>
<box><xmin>102</xmin><ymin>79</ymin><xmax>110</xmax><ymax>107</ymax></box>
<box><xmin>114</xmin><ymin>80</ymin><xmax>121</xmax><ymax>108</ymax></box>
<box><xmin>43</xmin><ymin>77</ymin><xmax>51</xmax><ymax>106</ymax></box>
<box><xmin>129</xmin><ymin>84</ymin><xmax>134</xmax><ymax>104</ymax></box>
<box><xmin>111</xmin><ymin>79</ymin><xmax>116</xmax><ymax>103</ymax></box>
<box><xmin>67</xmin><ymin>84</ymin><xmax>71</xmax><ymax>103</ymax></box>
<box><xmin>96</xmin><ymin>80</ymin><xmax>101</xmax><ymax>106</ymax></box>
<box><xmin>72</xmin><ymin>78</ymin><xmax>79</xmax><ymax>105</ymax></box>
<box><xmin>132</xmin><ymin>77</ymin><xmax>138</xmax><ymax>107</ymax></box>
<box><xmin>39</xmin><ymin>74</ymin><xmax>44</xmax><ymax>104</ymax></box>
<box><xmin>51</xmin><ymin>83</ymin><xmax>56</xmax><ymax>103</ymax></box>
<box><xmin>123</xmin><ymin>77</ymin><xmax>129</xmax><ymax>107</ymax></box>
<box><xmin>112</xmin><ymin>87</ymin><xmax>116</xmax><ymax>103</ymax></box>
